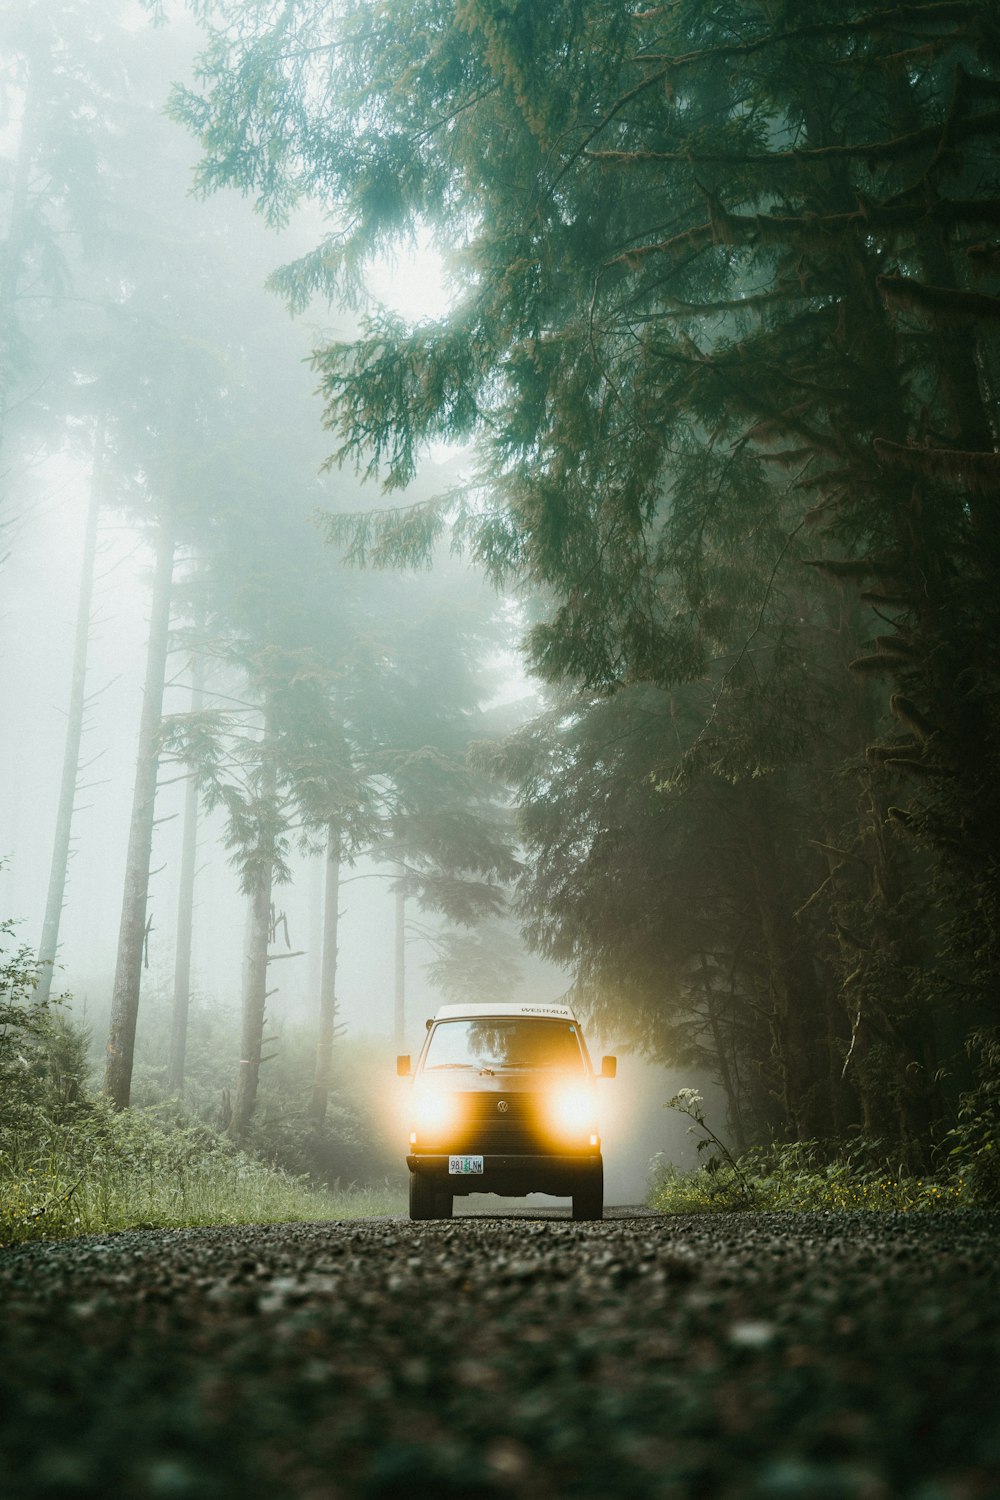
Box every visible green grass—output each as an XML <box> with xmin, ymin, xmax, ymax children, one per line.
<box><xmin>0</xmin><ymin>1098</ymin><xmax>406</xmax><ymax>1247</ymax></box>
<box><xmin>650</xmin><ymin>1090</ymin><xmax>984</xmax><ymax>1214</ymax></box>
<box><xmin>647</xmin><ymin>1157</ymin><xmax>969</xmax><ymax>1214</ymax></box>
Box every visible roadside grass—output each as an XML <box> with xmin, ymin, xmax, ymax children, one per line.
<box><xmin>648</xmin><ymin>1155</ymin><xmax>968</xmax><ymax>1214</ymax></box>
<box><xmin>649</xmin><ymin>1088</ymin><xmax>982</xmax><ymax>1214</ymax></box>
<box><xmin>0</xmin><ymin>1098</ymin><xmax>406</xmax><ymax>1247</ymax></box>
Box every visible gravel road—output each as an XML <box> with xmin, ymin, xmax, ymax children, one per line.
<box><xmin>1</xmin><ymin>1208</ymin><xmax>997</xmax><ymax>1499</ymax></box>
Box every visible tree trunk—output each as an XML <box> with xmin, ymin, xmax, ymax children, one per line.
<box><xmin>167</xmin><ymin>650</ymin><xmax>205</xmax><ymax>1094</ymax></box>
<box><xmin>394</xmin><ymin>863</ymin><xmax>406</xmax><ymax>1051</ymax></box>
<box><xmin>309</xmin><ymin>822</ymin><xmax>341</xmax><ymax>1123</ymax></box>
<box><xmin>36</xmin><ymin>449</ymin><xmax>101</xmax><ymax>1003</ymax></box>
<box><xmin>102</xmin><ymin>513</ymin><xmax>175</xmax><ymax>1108</ymax></box>
<box><xmin>742</xmin><ymin>785</ymin><xmax>826</xmax><ymax>1141</ymax></box>
<box><xmin>701</xmin><ymin>955</ymin><xmax>748</xmax><ymax>1155</ymax></box>
<box><xmin>228</xmin><ymin>707</ymin><xmax>277</xmax><ymax>1140</ymax></box>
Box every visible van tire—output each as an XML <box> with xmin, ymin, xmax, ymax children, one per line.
<box><xmin>572</xmin><ymin>1166</ymin><xmax>603</xmax><ymax>1221</ymax></box>
<box><xmin>409</xmin><ymin>1172</ymin><xmax>438</xmax><ymax>1220</ymax></box>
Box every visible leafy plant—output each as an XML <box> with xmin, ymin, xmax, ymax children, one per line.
<box><xmin>649</xmin><ymin>1132</ymin><xmax>972</xmax><ymax>1214</ymax></box>
<box><xmin>664</xmin><ymin>1088</ymin><xmax>757</xmax><ymax>1207</ymax></box>
<box><xmin>940</xmin><ymin>1028</ymin><xmax>1000</xmax><ymax>1207</ymax></box>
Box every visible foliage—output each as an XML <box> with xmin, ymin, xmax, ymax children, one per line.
<box><xmin>0</xmin><ymin>935</ymin><xmax>405</xmax><ymax>1248</ymax></box>
<box><xmin>0</xmin><ymin>963</ymin><xmax>403</xmax><ymax>1246</ymax></box>
<box><xmin>127</xmin><ymin>980</ymin><xmax>403</xmax><ymax>1187</ymax></box>
<box><xmin>651</xmin><ymin>1092</ymin><xmax>976</xmax><ymax>1213</ymax></box>
<box><xmin>664</xmin><ymin>1088</ymin><xmax>757</xmax><ymax>1207</ymax></box>
<box><xmin>167</xmin><ymin>0</ymin><xmax>1000</xmax><ymax>1160</ymax></box>
<box><xmin>0</xmin><ymin>1091</ymin><xmax>404</xmax><ymax>1247</ymax></box>
<box><xmin>648</xmin><ymin>1147</ymin><xmax>969</xmax><ymax>1215</ymax></box>
<box><xmin>940</xmin><ymin>1028</ymin><xmax>1000</xmax><ymax>1206</ymax></box>
<box><xmin>423</xmin><ymin>918</ymin><xmax>525</xmax><ymax>1007</ymax></box>
<box><xmin>0</xmin><ymin>922</ymin><xmax>82</xmax><ymax>1134</ymax></box>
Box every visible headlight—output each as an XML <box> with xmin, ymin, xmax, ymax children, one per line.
<box><xmin>411</xmin><ymin>1085</ymin><xmax>458</xmax><ymax>1133</ymax></box>
<box><xmin>549</xmin><ymin>1084</ymin><xmax>596</xmax><ymax>1138</ymax></box>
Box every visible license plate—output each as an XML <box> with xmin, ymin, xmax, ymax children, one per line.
<box><xmin>449</xmin><ymin>1155</ymin><xmax>483</xmax><ymax>1175</ymax></box>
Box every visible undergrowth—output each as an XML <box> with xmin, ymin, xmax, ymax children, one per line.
<box><xmin>648</xmin><ymin>1089</ymin><xmax>987</xmax><ymax>1214</ymax></box>
<box><xmin>0</xmin><ymin>1098</ymin><xmax>407</xmax><ymax>1248</ymax></box>
<box><xmin>0</xmin><ymin>1098</ymin><xmax>406</xmax><ymax>1247</ymax></box>
<box><xmin>0</xmin><ymin>928</ymin><xmax>405</xmax><ymax>1247</ymax></box>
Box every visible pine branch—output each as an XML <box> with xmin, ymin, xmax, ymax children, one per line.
<box><xmin>874</xmin><ymin>438</ymin><xmax>1000</xmax><ymax>492</ymax></box>
<box><xmin>586</xmin><ymin>108</ymin><xmax>1000</xmax><ymax>170</ymax></box>
<box><xmin>614</xmin><ymin>194</ymin><xmax>1000</xmax><ymax>266</ymax></box>
<box><xmin>879</xmin><ymin>273</ymin><xmax>1000</xmax><ymax>324</ymax></box>
<box><xmin>631</xmin><ymin>4</ymin><xmax>984</xmax><ymax>70</ymax></box>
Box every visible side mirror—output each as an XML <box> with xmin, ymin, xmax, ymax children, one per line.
<box><xmin>396</xmin><ymin>1054</ymin><xmax>411</xmax><ymax>1077</ymax></box>
<box><xmin>600</xmin><ymin>1055</ymin><xmax>617</xmax><ymax>1079</ymax></box>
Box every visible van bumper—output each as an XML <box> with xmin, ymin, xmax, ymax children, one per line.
<box><xmin>406</xmin><ymin>1152</ymin><xmax>602</xmax><ymax>1197</ymax></box>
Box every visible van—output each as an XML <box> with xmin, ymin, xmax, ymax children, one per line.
<box><xmin>396</xmin><ymin>1001</ymin><xmax>616</xmax><ymax>1221</ymax></box>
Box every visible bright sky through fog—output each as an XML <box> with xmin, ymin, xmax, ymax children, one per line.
<box><xmin>367</xmin><ymin>230</ymin><xmax>452</xmax><ymax>323</ymax></box>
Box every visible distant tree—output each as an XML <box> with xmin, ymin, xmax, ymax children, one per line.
<box><xmin>166</xmin><ymin>644</ymin><xmax>205</xmax><ymax>1094</ymax></box>
<box><xmin>0</xmin><ymin>0</ymin><xmax>130</xmax><ymax>499</ymax></box>
<box><xmin>34</xmin><ymin>434</ymin><xmax>103</xmax><ymax>1006</ymax></box>
<box><xmin>103</xmin><ymin>508</ymin><xmax>176</xmax><ymax>1109</ymax></box>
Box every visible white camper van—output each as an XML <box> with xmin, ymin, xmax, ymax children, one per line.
<box><xmin>397</xmin><ymin>1002</ymin><xmax>616</xmax><ymax>1221</ymax></box>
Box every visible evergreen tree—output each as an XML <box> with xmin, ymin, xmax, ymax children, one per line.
<box><xmin>172</xmin><ymin>0</ymin><xmax>1000</xmax><ymax>1150</ymax></box>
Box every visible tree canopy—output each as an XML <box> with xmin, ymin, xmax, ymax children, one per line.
<box><xmin>172</xmin><ymin>0</ymin><xmax>1000</xmax><ymax>1155</ymax></box>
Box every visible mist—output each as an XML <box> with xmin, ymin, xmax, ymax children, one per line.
<box><xmin>0</xmin><ymin>0</ymin><xmax>697</xmax><ymax>1211</ymax></box>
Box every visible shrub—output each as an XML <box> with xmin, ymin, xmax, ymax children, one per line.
<box><xmin>940</xmin><ymin>1028</ymin><xmax>1000</xmax><ymax>1206</ymax></box>
<box><xmin>649</xmin><ymin>1089</ymin><xmax>973</xmax><ymax>1213</ymax></box>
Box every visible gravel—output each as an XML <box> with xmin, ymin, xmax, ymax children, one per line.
<box><xmin>0</xmin><ymin>1208</ymin><xmax>997</xmax><ymax>1498</ymax></box>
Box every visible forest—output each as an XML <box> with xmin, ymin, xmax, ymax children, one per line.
<box><xmin>2</xmin><ymin>0</ymin><xmax>1000</xmax><ymax>1238</ymax></box>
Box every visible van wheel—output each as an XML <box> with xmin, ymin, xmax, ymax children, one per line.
<box><xmin>436</xmin><ymin>1188</ymin><xmax>454</xmax><ymax>1219</ymax></box>
<box><xmin>572</xmin><ymin>1166</ymin><xmax>603</xmax><ymax>1221</ymax></box>
<box><xmin>409</xmin><ymin>1172</ymin><xmax>438</xmax><ymax>1220</ymax></box>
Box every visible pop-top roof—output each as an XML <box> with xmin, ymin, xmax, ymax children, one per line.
<box><xmin>432</xmin><ymin>1001</ymin><xmax>578</xmax><ymax>1022</ymax></box>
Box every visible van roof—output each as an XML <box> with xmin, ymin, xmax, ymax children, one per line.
<box><xmin>432</xmin><ymin>1002</ymin><xmax>579</xmax><ymax>1022</ymax></box>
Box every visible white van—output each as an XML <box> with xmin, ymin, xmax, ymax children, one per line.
<box><xmin>396</xmin><ymin>1001</ymin><xmax>616</xmax><ymax>1221</ymax></box>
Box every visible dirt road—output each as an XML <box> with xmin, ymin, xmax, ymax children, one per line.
<box><xmin>1</xmin><ymin>1208</ymin><xmax>997</xmax><ymax>1498</ymax></box>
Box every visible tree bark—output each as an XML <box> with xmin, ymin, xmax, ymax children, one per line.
<box><xmin>36</xmin><ymin>447</ymin><xmax>101</xmax><ymax>1003</ymax></box>
<box><xmin>228</xmin><ymin>706</ymin><xmax>277</xmax><ymax>1140</ymax></box>
<box><xmin>309</xmin><ymin>822</ymin><xmax>341</xmax><ymax>1123</ymax></box>
<box><xmin>167</xmin><ymin>650</ymin><xmax>205</xmax><ymax>1094</ymax></box>
<box><xmin>102</xmin><ymin>513</ymin><xmax>175</xmax><ymax>1108</ymax></box>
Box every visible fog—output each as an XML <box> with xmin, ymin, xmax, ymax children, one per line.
<box><xmin>0</xmin><ymin>0</ymin><xmax>705</xmax><ymax>1207</ymax></box>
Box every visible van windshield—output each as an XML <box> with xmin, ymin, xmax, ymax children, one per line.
<box><xmin>423</xmin><ymin>1019</ymin><xmax>585</xmax><ymax>1073</ymax></box>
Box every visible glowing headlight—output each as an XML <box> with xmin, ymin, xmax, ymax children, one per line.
<box><xmin>549</xmin><ymin>1084</ymin><xmax>596</xmax><ymax>1137</ymax></box>
<box><xmin>411</xmin><ymin>1086</ymin><xmax>457</xmax><ymax>1133</ymax></box>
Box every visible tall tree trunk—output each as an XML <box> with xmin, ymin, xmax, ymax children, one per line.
<box><xmin>167</xmin><ymin>650</ymin><xmax>205</xmax><ymax>1094</ymax></box>
<box><xmin>229</xmin><ymin>706</ymin><xmax>277</xmax><ymax>1140</ymax></box>
<box><xmin>394</xmin><ymin>863</ymin><xmax>406</xmax><ymax>1051</ymax></box>
<box><xmin>742</xmin><ymin>784</ymin><xmax>826</xmax><ymax>1141</ymax></box>
<box><xmin>309</xmin><ymin>822</ymin><xmax>341</xmax><ymax>1123</ymax></box>
<box><xmin>102</xmin><ymin>513</ymin><xmax>176</xmax><ymax>1108</ymax></box>
<box><xmin>36</xmin><ymin>449</ymin><xmax>101</xmax><ymax>1003</ymax></box>
<box><xmin>700</xmin><ymin>955</ymin><xmax>747</xmax><ymax>1155</ymax></box>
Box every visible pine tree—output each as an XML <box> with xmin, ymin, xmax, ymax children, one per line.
<box><xmin>172</xmin><ymin>0</ymin><xmax>1000</xmax><ymax>1146</ymax></box>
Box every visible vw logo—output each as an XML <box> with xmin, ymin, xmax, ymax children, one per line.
<box><xmin>497</xmin><ymin>1099</ymin><xmax>509</xmax><ymax>1113</ymax></box>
